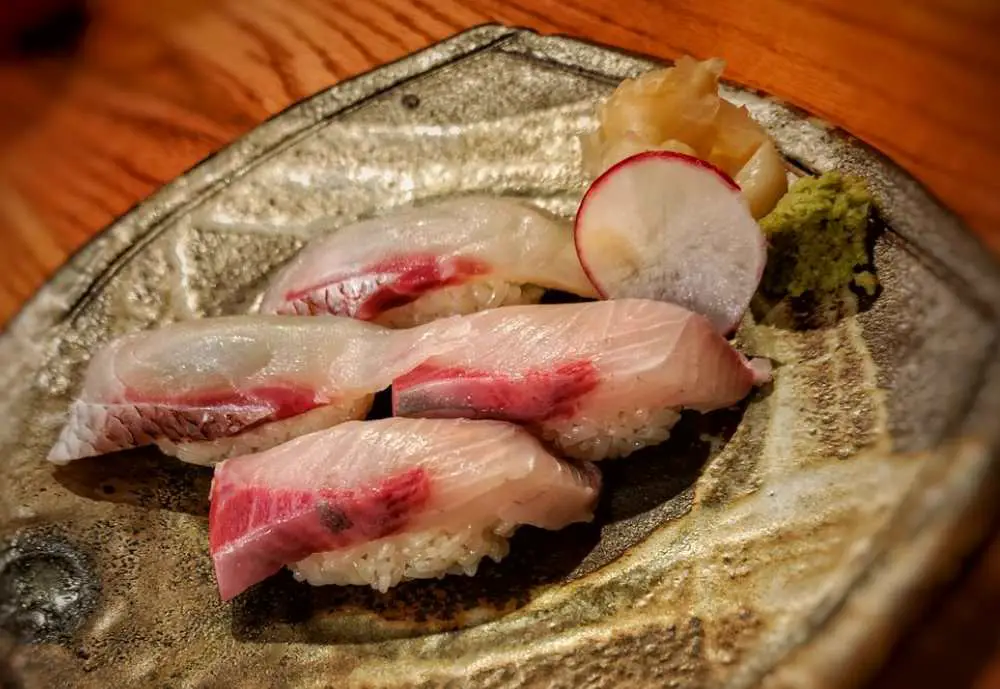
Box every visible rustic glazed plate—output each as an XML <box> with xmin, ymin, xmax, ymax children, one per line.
<box><xmin>2</xmin><ymin>26</ymin><xmax>999</xmax><ymax>689</ymax></box>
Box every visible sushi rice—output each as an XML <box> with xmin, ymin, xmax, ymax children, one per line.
<box><xmin>374</xmin><ymin>279</ymin><xmax>545</xmax><ymax>328</ymax></box>
<box><xmin>290</xmin><ymin>522</ymin><xmax>515</xmax><ymax>592</ymax></box>
<box><xmin>539</xmin><ymin>406</ymin><xmax>682</xmax><ymax>461</ymax></box>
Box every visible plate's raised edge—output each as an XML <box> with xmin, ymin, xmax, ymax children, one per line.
<box><xmin>758</xmin><ymin>356</ymin><xmax>1000</xmax><ymax>689</ymax></box>
<box><xmin>0</xmin><ymin>24</ymin><xmax>518</xmax><ymax>345</ymax></box>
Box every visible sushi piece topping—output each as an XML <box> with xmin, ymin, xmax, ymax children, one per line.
<box><xmin>49</xmin><ymin>300</ymin><xmax>766</xmax><ymax>466</ymax></box>
<box><xmin>208</xmin><ymin>418</ymin><xmax>600</xmax><ymax>599</ymax></box>
<box><xmin>393</xmin><ymin>300</ymin><xmax>766</xmax><ymax>461</ymax></box>
<box><xmin>46</xmin><ymin>316</ymin><xmax>412</xmax><ymax>465</ymax></box>
<box><xmin>260</xmin><ymin>196</ymin><xmax>597</xmax><ymax>326</ymax></box>
<box><xmin>211</xmin><ymin>465</ymin><xmax>432</xmax><ymax>600</ymax></box>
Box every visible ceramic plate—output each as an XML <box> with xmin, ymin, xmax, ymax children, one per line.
<box><xmin>2</xmin><ymin>26</ymin><xmax>999</xmax><ymax>689</ymax></box>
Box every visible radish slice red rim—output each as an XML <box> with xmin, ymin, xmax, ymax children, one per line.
<box><xmin>574</xmin><ymin>150</ymin><xmax>767</xmax><ymax>334</ymax></box>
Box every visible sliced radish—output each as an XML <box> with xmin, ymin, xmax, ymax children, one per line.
<box><xmin>574</xmin><ymin>151</ymin><xmax>766</xmax><ymax>333</ymax></box>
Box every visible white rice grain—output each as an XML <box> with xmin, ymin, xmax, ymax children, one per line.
<box><xmin>290</xmin><ymin>522</ymin><xmax>516</xmax><ymax>592</ymax></box>
<box><xmin>374</xmin><ymin>279</ymin><xmax>545</xmax><ymax>328</ymax></box>
<box><xmin>540</xmin><ymin>406</ymin><xmax>682</xmax><ymax>461</ymax></box>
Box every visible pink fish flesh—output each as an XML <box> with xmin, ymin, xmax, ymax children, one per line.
<box><xmin>260</xmin><ymin>196</ymin><xmax>598</xmax><ymax>326</ymax></box>
<box><xmin>276</xmin><ymin>254</ymin><xmax>491</xmax><ymax>320</ymax></box>
<box><xmin>46</xmin><ymin>316</ymin><xmax>419</xmax><ymax>465</ymax></box>
<box><xmin>209</xmin><ymin>417</ymin><xmax>600</xmax><ymax>599</ymax></box>
<box><xmin>393</xmin><ymin>361</ymin><xmax>601</xmax><ymax>422</ymax></box>
<box><xmin>393</xmin><ymin>299</ymin><xmax>769</xmax><ymax>460</ymax></box>
<box><xmin>50</xmin><ymin>300</ymin><xmax>767</xmax><ymax>465</ymax></box>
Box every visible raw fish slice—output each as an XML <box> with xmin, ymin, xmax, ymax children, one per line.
<box><xmin>50</xmin><ymin>301</ymin><xmax>764</xmax><ymax>466</ymax></box>
<box><xmin>155</xmin><ymin>400</ymin><xmax>371</xmax><ymax>466</ymax></box>
<box><xmin>260</xmin><ymin>196</ymin><xmax>598</xmax><ymax>326</ymax></box>
<box><xmin>209</xmin><ymin>417</ymin><xmax>600</xmax><ymax>600</ymax></box>
<box><xmin>393</xmin><ymin>299</ymin><xmax>768</xmax><ymax>461</ymax></box>
<box><xmin>47</xmin><ymin>316</ymin><xmax>429</xmax><ymax>465</ymax></box>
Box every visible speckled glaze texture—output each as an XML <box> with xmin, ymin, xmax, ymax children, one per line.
<box><xmin>1</xmin><ymin>26</ymin><xmax>999</xmax><ymax>689</ymax></box>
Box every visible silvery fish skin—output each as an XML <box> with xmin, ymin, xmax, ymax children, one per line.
<box><xmin>49</xmin><ymin>300</ymin><xmax>765</xmax><ymax>465</ymax></box>
<box><xmin>209</xmin><ymin>417</ymin><xmax>600</xmax><ymax>600</ymax></box>
<box><xmin>46</xmin><ymin>316</ymin><xmax>426</xmax><ymax>465</ymax></box>
<box><xmin>260</xmin><ymin>196</ymin><xmax>598</xmax><ymax>326</ymax></box>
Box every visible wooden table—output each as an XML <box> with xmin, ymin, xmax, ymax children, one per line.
<box><xmin>0</xmin><ymin>1</ymin><xmax>998</xmax><ymax>686</ymax></box>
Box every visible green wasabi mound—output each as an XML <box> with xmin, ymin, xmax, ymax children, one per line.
<box><xmin>760</xmin><ymin>171</ymin><xmax>876</xmax><ymax>298</ymax></box>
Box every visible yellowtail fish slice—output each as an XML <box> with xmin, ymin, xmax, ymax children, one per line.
<box><xmin>49</xmin><ymin>300</ymin><xmax>766</xmax><ymax>465</ymax></box>
<box><xmin>392</xmin><ymin>299</ymin><xmax>769</xmax><ymax>461</ymax></box>
<box><xmin>46</xmin><ymin>316</ymin><xmax>424</xmax><ymax>465</ymax></box>
<box><xmin>209</xmin><ymin>417</ymin><xmax>601</xmax><ymax>600</ymax></box>
<box><xmin>260</xmin><ymin>196</ymin><xmax>598</xmax><ymax>327</ymax></box>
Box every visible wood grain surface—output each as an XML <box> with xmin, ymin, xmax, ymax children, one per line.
<box><xmin>0</xmin><ymin>1</ymin><xmax>998</xmax><ymax>686</ymax></box>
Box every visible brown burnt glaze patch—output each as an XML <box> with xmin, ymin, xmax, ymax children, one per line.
<box><xmin>709</xmin><ymin>608</ymin><xmax>765</xmax><ymax>677</ymax></box>
<box><xmin>795</xmin><ymin>330</ymin><xmax>849</xmax><ymax>463</ymax></box>
<box><xmin>230</xmin><ymin>522</ymin><xmax>601</xmax><ymax>642</ymax></box>
<box><xmin>394</xmin><ymin>619</ymin><xmax>713</xmax><ymax>689</ymax></box>
<box><xmin>834</xmin><ymin>322</ymin><xmax>880</xmax><ymax>455</ymax></box>
<box><xmin>696</xmin><ymin>399</ymin><xmax>770</xmax><ymax>508</ymax></box>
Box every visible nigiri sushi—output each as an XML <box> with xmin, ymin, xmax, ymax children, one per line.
<box><xmin>259</xmin><ymin>196</ymin><xmax>598</xmax><ymax>327</ymax></box>
<box><xmin>46</xmin><ymin>316</ymin><xmax>422</xmax><ymax>466</ymax></box>
<box><xmin>393</xmin><ymin>299</ymin><xmax>769</xmax><ymax>461</ymax></box>
<box><xmin>209</xmin><ymin>417</ymin><xmax>600</xmax><ymax>600</ymax></box>
<box><xmin>49</xmin><ymin>300</ymin><xmax>765</xmax><ymax>466</ymax></box>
